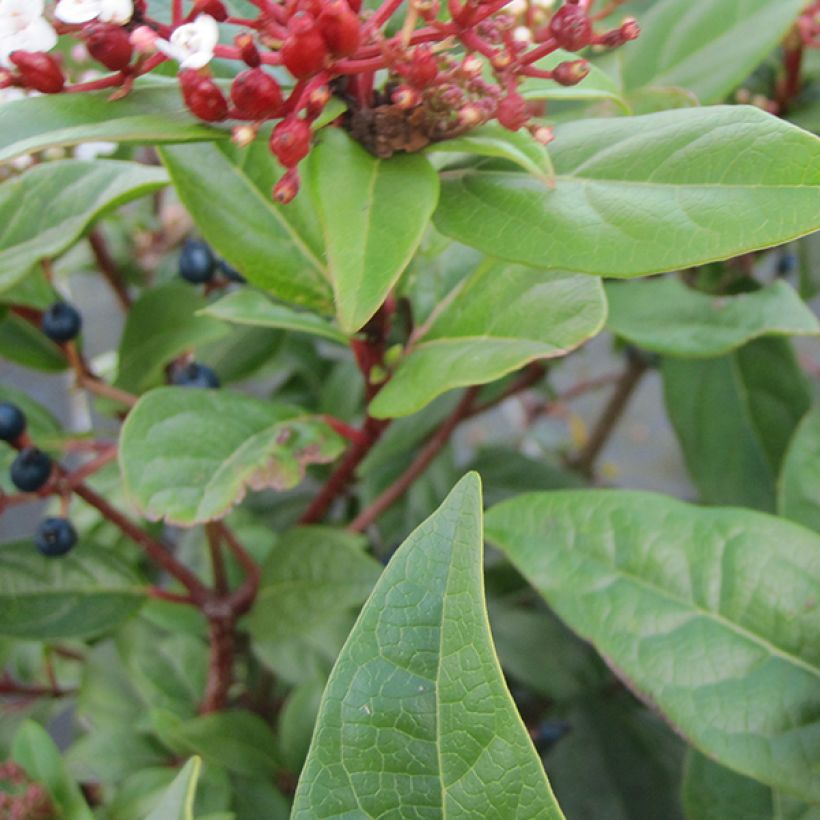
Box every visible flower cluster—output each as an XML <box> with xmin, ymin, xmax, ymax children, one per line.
<box><xmin>0</xmin><ymin>0</ymin><xmax>639</xmax><ymax>201</ymax></box>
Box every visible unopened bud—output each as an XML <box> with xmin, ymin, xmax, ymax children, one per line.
<box><xmin>620</xmin><ymin>17</ymin><xmax>640</xmax><ymax>41</ymax></box>
<box><xmin>406</xmin><ymin>45</ymin><xmax>438</xmax><ymax>88</ymax></box>
<box><xmin>460</xmin><ymin>54</ymin><xmax>483</xmax><ymax>77</ymax></box>
<box><xmin>491</xmin><ymin>51</ymin><xmax>512</xmax><ymax>70</ymax></box>
<box><xmin>232</xmin><ymin>124</ymin><xmax>258</xmax><ymax>147</ymax></box>
<box><xmin>194</xmin><ymin>0</ymin><xmax>228</xmax><ymax>21</ymax></box>
<box><xmin>85</xmin><ymin>23</ymin><xmax>133</xmax><ymax>71</ymax></box>
<box><xmin>317</xmin><ymin>0</ymin><xmax>361</xmax><ymax>58</ymax></box>
<box><xmin>459</xmin><ymin>103</ymin><xmax>483</xmax><ymax>127</ymax></box>
<box><xmin>179</xmin><ymin>69</ymin><xmax>228</xmax><ymax>121</ymax></box>
<box><xmin>10</xmin><ymin>51</ymin><xmax>65</xmax><ymax>93</ymax></box>
<box><xmin>531</xmin><ymin>124</ymin><xmax>554</xmax><ymax>144</ymax></box>
<box><xmin>392</xmin><ymin>85</ymin><xmax>421</xmax><ymax>109</ymax></box>
<box><xmin>548</xmin><ymin>3</ymin><xmax>592</xmax><ymax>51</ymax></box>
<box><xmin>273</xmin><ymin>168</ymin><xmax>300</xmax><ymax>204</ymax></box>
<box><xmin>496</xmin><ymin>91</ymin><xmax>528</xmax><ymax>131</ymax></box>
<box><xmin>231</xmin><ymin>67</ymin><xmax>283</xmax><ymax>119</ymax></box>
<box><xmin>307</xmin><ymin>84</ymin><xmax>331</xmax><ymax>115</ymax></box>
<box><xmin>552</xmin><ymin>58</ymin><xmax>589</xmax><ymax>86</ymax></box>
<box><xmin>269</xmin><ymin>116</ymin><xmax>312</xmax><ymax>167</ymax></box>
<box><xmin>235</xmin><ymin>32</ymin><xmax>261</xmax><ymax>67</ymax></box>
<box><xmin>281</xmin><ymin>12</ymin><xmax>328</xmax><ymax>78</ymax></box>
<box><xmin>130</xmin><ymin>25</ymin><xmax>159</xmax><ymax>55</ymax></box>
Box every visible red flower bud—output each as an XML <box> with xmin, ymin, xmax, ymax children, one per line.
<box><xmin>317</xmin><ymin>0</ymin><xmax>361</xmax><ymax>57</ymax></box>
<box><xmin>231</xmin><ymin>68</ymin><xmax>283</xmax><ymax>119</ymax></box>
<box><xmin>179</xmin><ymin>69</ymin><xmax>228</xmax><ymax>121</ymax></box>
<box><xmin>269</xmin><ymin>117</ymin><xmax>312</xmax><ymax>167</ymax></box>
<box><xmin>406</xmin><ymin>45</ymin><xmax>438</xmax><ymax>88</ymax></box>
<box><xmin>85</xmin><ymin>23</ymin><xmax>133</xmax><ymax>72</ymax></box>
<box><xmin>273</xmin><ymin>168</ymin><xmax>300</xmax><ymax>204</ymax></box>
<box><xmin>281</xmin><ymin>12</ymin><xmax>328</xmax><ymax>79</ymax></box>
<box><xmin>235</xmin><ymin>32</ymin><xmax>261</xmax><ymax>67</ymax></box>
<box><xmin>194</xmin><ymin>0</ymin><xmax>228</xmax><ymax>21</ymax></box>
<box><xmin>548</xmin><ymin>4</ymin><xmax>592</xmax><ymax>51</ymax></box>
<box><xmin>10</xmin><ymin>51</ymin><xmax>65</xmax><ymax>94</ymax></box>
<box><xmin>496</xmin><ymin>92</ymin><xmax>528</xmax><ymax>131</ymax></box>
<box><xmin>552</xmin><ymin>59</ymin><xmax>589</xmax><ymax>86</ymax></box>
<box><xmin>392</xmin><ymin>84</ymin><xmax>421</xmax><ymax>109</ymax></box>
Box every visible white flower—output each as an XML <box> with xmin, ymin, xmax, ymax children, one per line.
<box><xmin>512</xmin><ymin>25</ymin><xmax>533</xmax><ymax>44</ymax></box>
<box><xmin>54</xmin><ymin>0</ymin><xmax>133</xmax><ymax>25</ymax></box>
<box><xmin>0</xmin><ymin>0</ymin><xmax>57</xmax><ymax>67</ymax></box>
<box><xmin>156</xmin><ymin>15</ymin><xmax>219</xmax><ymax>70</ymax></box>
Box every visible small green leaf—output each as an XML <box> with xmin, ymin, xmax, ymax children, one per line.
<box><xmin>277</xmin><ymin>678</ymin><xmax>325</xmax><ymax>773</ymax></box>
<box><xmin>0</xmin><ymin>309</ymin><xmax>66</xmax><ymax>371</ymax></box>
<box><xmin>292</xmin><ymin>473</ymin><xmax>565</xmax><ymax>819</ymax></box>
<box><xmin>370</xmin><ymin>261</ymin><xmax>605</xmax><ymax>418</ymax></box>
<box><xmin>200</xmin><ymin>289</ymin><xmax>349</xmax><ymax>344</ymax></box>
<box><xmin>485</xmin><ymin>490</ymin><xmax>820</xmax><ymax>801</ymax></box>
<box><xmin>779</xmin><ymin>404</ymin><xmax>820</xmax><ymax>533</ymax></box>
<box><xmin>0</xmin><ymin>160</ymin><xmax>168</xmax><ymax>294</ymax></box>
<box><xmin>119</xmin><ymin>387</ymin><xmax>344</xmax><ymax>525</ymax></box>
<box><xmin>306</xmin><ymin>128</ymin><xmax>440</xmax><ymax>332</ymax></box>
<box><xmin>435</xmin><ymin>107</ymin><xmax>820</xmax><ymax>277</ymax></box>
<box><xmin>0</xmin><ymin>543</ymin><xmax>145</xmax><ymax>640</ymax></box>
<box><xmin>607</xmin><ymin>278</ymin><xmax>819</xmax><ymax>357</ymax></box>
<box><xmin>146</xmin><ymin>757</ymin><xmax>202</xmax><ymax>820</ymax></box>
<box><xmin>160</xmin><ymin>143</ymin><xmax>333</xmax><ymax>311</ymax></box>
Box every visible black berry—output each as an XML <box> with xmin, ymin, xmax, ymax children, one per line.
<box><xmin>179</xmin><ymin>239</ymin><xmax>216</xmax><ymax>284</ymax></box>
<box><xmin>777</xmin><ymin>252</ymin><xmax>797</xmax><ymax>275</ymax></box>
<box><xmin>35</xmin><ymin>517</ymin><xmax>78</xmax><ymax>557</ymax></box>
<box><xmin>0</xmin><ymin>402</ymin><xmax>26</xmax><ymax>442</ymax></box>
<box><xmin>532</xmin><ymin>720</ymin><xmax>571</xmax><ymax>755</ymax></box>
<box><xmin>41</xmin><ymin>301</ymin><xmax>82</xmax><ymax>343</ymax></box>
<box><xmin>10</xmin><ymin>448</ymin><xmax>53</xmax><ymax>492</ymax></box>
<box><xmin>218</xmin><ymin>258</ymin><xmax>246</xmax><ymax>284</ymax></box>
<box><xmin>171</xmin><ymin>362</ymin><xmax>221</xmax><ymax>389</ymax></box>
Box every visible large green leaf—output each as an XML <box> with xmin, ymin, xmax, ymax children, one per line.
<box><xmin>682</xmin><ymin>750</ymin><xmax>820</xmax><ymax>820</ymax></box>
<box><xmin>145</xmin><ymin>758</ymin><xmax>202</xmax><ymax>820</ymax></box>
<box><xmin>485</xmin><ymin>491</ymin><xmax>820</xmax><ymax>801</ymax></box>
<box><xmin>292</xmin><ymin>473</ymin><xmax>565</xmax><ymax>819</ymax></box>
<box><xmin>0</xmin><ymin>160</ymin><xmax>168</xmax><ymax>293</ymax></box>
<box><xmin>119</xmin><ymin>387</ymin><xmax>344</xmax><ymax>525</ymax></box>
<box><xmin>622</xmin><ymin>0</ymin><xmax>806</xmax><ymax>104</ymax></box>
<box><xmin>306</xmin><ymin>128</ymin><xmax>439</xmax><ymax>332</ymax></box>
<box><xmin>664</xmin><ymin>337</ymin><xmax>811</xmax><ymax>511</ymax></box>
<box><xmin>779</xmin><ymin>405</ymin><xmax>820</xmax><ymax>533</ymax></box>
<box><xmin>369</xmin><ymin>261</ymin><xmax>606</xmax><ymax>418</ymax></box>
<box><xmin>159</xmin><ymin>143</ymin><xmax>333</xmax><ymax>311</ymax></box>
<box><xmin>0</xmin><ymin>543</ymin><xmax>145</xmax><ymax>640</ymax></box>
<box><xmin>434</xmin><ymin>107</ymin><xmax>820</xmax><ymax>277</ymax></box>
<box><xmin>246</xmin><ymin>527</ymin><xmax>381</xmax><ymax>643</ymax></box>
<box><xmin>0</xmin><ymin>79</ymin><xmax>223</xmax><ymax>165</ymax></box>
<box><xmin>607</xmin><ymin>278</ymin><xmax>819</xmax><ymax>357</ymax></box>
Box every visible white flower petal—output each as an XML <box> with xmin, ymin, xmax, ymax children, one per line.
<box><xmin>161</xmin><ymin>15</ymin><xmax>219</xmax><ymax>68</ymax></box>
<box><xmin>0</xmin><ymin>15</ymin><xmax>57</xmax><ymax>66</ymax></box>
<box><xmin>54</xmin><ymin>0</ymin><xmax>103</xmax><ymax>24</ymax></box>
<box><xmin>98</xmin><ymin>0</ymin><xmax>133</xmax><ymax>24</ymax></box>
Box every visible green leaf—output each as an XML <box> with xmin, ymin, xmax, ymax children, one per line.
<box><xmin>246</xmin><ymin>527</ymin><xmax>381</xmax><ymax>644</ymax></box>
<box><xmin>200</xmin><ymin>289</ymin><xmax>349</xmax><ymax>344</ymax></box>
<box><xmin>0</xmin><ymin>543</ymin><xmax>145</xmax><ymax>640</ymax></box>
<box><xmin>622</xmin><ymin>0</ymin><xmax>806</xmax><ymax>104</ymax></box>
<box><xmin>0</xmin><ymin>79</ymin><xmax>224</xmax><ymax>165</ymax></box>
<box><xmin>485</xmin><ymin>490</ymin><xmax>820</xmax><ymax>801</ymax></box>
<box><xmin>119</xmin><ymin>387</ymin><xmax>344</xmax><ymax>526</ymax></box>
<box><xmin>115</xmin><ymin>282</ymin><xmax>229</xmax><ymax>393</ymax></box>
<box><xmin>160</xmin><ymin>143</ymin><xmax>333</xmax><ymax>311</ymax></box>
<box><xmin>306</xmin><ymin>128</ymin><xmax>439</xmax><ymax>332</ymax></box>
<box><xmin>0</xmin><ymin>160</ymin><xmax>167</xmax><ymax>294</ymax></box>
<box><xmin>682</xmin><ymin>750</ymin><xmax>820</xmax><ymax>820</ymax></box>
<box><xmin>607</xmin><ymin>278</ymin><xmax>820</xmax><ymax>357</ymax></box>
<box><xmin>277</xmin><ymin>678</ymin><xmax>325</xmax><ymax>773</ymax></box>
<box><xmin>0</xmin><ymin>308</ymin><xmax>66</xmax><ymax>371</ymax></box>
<box><xmin>292</xmin><ymin>473</ymin><xmax>565</xmax><ymax>819</ymax></box>
<box><xmin>370</xmin><ymin>261</ymin><xmax>605</xmax><ymax>418</ymax></box>
<box><xmin>427</xmin><ymin>123</ymin><xmax>555</xmax><ymax>183</ymax></box>
<box><xmin>12</xmin><ymin>721</ymin><xmax>95</xmax><ymax>820</ymax></box>
<box><xmin>779</xmin><ymin>404</ymin><xmax>820</xmax><ymax>533</ymax></box>
<box><xmin>663</xmin><ymin>337</ymin><xmax>811</xmax><ymax>511</ymax></box>
<box><xmin>146</xmin><ymin>757</ymin><xmax>202</xmax><ymax>820</ymax></box>
<box><xmin>434</xmin><ymin>107</ymin><xmax>820</xmax><ymax>277</ymax></box>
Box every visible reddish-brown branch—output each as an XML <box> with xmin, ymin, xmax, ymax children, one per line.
<box><xmin>200</xmin><ymin>617</ymin><xmax>235</xmax><ymax>714</ymax></box>
<box><xmin>88</xmin><ymin>229</ymin><xmax>132</xmax><ymax>311</ymax></box>
<box><xmin>64</xmin><ymin>342</ymin><xmax>138</xmax><ymax>409</ymax></box>
<box><xmin>0</xmin><ymin>675</ymin><xmax>74</xmax><ymax>700</ymax></box>
<box><xmin>205</xmin><ymin>523</ymin><xmax>229</xmax><ymax>596</ymax></box>
<box><xmin>219</xmin><ymin>523</ymin><xmax>261</xmax><ymax>616</ymax></box>
<box><xmin>148</xmin><ymin>587</ymin><xmax>197</xmax><ymax>606</ymax></box>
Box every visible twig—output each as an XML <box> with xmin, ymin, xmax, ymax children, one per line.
<box><xmin>64</xmin><ymin>342</ymin><xmax>138</xmax><ymax>409</ymax></box>
<box><xmin>88</xmin><ymin>229</ymin><xmax>132</xmax><ymax>311</ymax></box>
<box><xmin>0</xmin><ymin>675</ymin><xmax>74</xmax><ymax>699</ymax></box>
<box><xmin>205</xmin><ymin>523</ymin><xmax>229</xmax><ymax>596</ymax></box>
<box><xmin>218</xmin><ymin>523</ymin><xmax>261</xmax><ymax>617</ymax></box>
<box><xmin>200</xmin><ymin>617</ymin><xmax>234</xmax><ymax>714</ymax></box>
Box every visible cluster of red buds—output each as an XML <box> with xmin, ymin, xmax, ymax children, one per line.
<box><xmin>0</xmin><ymin>0</ymin><xmax>639</xmax><ymax>202</ymax></box>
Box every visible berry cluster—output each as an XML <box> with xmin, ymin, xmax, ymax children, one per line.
<box><xmin>0</xmin><ymin>0</ymin><xmax>638</xmax><ymax>201</ymax></box>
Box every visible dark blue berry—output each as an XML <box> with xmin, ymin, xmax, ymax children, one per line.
<box><xmin>218</xmin><ymin>259</ymin><xmax>246</xmax><ymax>284</ymax></box>
<box><xmin>0</xmin><ymin>402</ymin><xmax>26</xmax><ymax>442</ymax></box>
<box><xmin>35</xmin><ymin>517</ymin><xmax>77</xmax><ymax>557</ymax></box>
<box><xmin>41</xmin><ymin>301</ymin><xmax>82</xmax><ymax>343</ymax></box>
<box><xmin>777</xmin><ymin>252</ymin><xmax>798</xmax><ymax>276</ymax></box>
<box><xmin>532</xmin><ymin>720</ymin><xmax>571</xmax><ymax>754</ymax></box>
<box><xmin>172</xmin><ymin>362</ymin><xmax>220</xmax><ymax>389</ymax></box>
<box><xmin>10</xmin><ymin>447</ymin><xmax>53</xmax><ymax>492</ymax></box>
<box><xmin>179</xmin><ymin>239</ymin><xmax>216</xmax><ymax>284</ymax></box>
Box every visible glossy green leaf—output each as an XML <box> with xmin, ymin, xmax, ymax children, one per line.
<box><xmin>435</xmin><ymin>107</ymin><xmax>820</xmax><ymax>277</ymax></box>
<box><xmin>0</xmin><ymin>543</ymin><xmax>145</xmax><ymax>640</ymax></box>
<box><xmin>246</xmin><ymin>527</ymin><xmax>381</xmax><ymax>643</ymax></box>
<box><xmin>146</xmin><ymin>758</ymin><xmax>202</xmax><ymax>820</ymax></box>
<box><xmin>306</xmin><ymin>128</ymin><xmax>439</xmax><ymax>332</ymax></box>
<box><xmin>664</xmin><ymin>337</ymin><xmax>811</xmax><ymax>511</ymax></box>
<box><xmin>427</xmin><ymin>123</ymin><xmax>555</xmax><ymax>183</ymax></box>
<box><xmin>622</xmin><ymin>0</ymin><xmax>806</xmax><ymax>103</ymax></box>
<box><xmin>120</xmin><ymin>387</ymin><xmax>344</xmax><ymax>525</ymax></box>
<box><xmin>0</xmin><ymin>308</ymin><xmax>66</xmax><ymax>371</ymax></box>
<box><xmin>485</xmin><ymin>490</ymin><xmax>820</xmax><ymax>801</ymax></box>
<box><xmin>0</xmin><ymin>79</ymin><xmax>223</xmax><ymax>165</ymax></box>
<box><xmin>200</xmin><ymin>288</ymin><xmax>348</xmax><ymax>344</ymax></box>
<box><xmin>12</xmin><ymin>721</ymin><xmax>95</xmax><ymax>820</ymax></box>
<box><xmin>292</xmin><ymin>473</ymin><xmax>565</xmax><ymax>819</ymax></box>
<box><xmin>370</xmin><ymin>261</ymin><xmax>605</xmax><ymax>418</ymax></box>
<box><xmin>607</xmin><ymin>278</ymin><xmax>819</xmax><ymax>357</ymax></box>
<box><xmin>682</xmin><ymin>750</ymin><xmax>820</xmax><ymax>820</ymax></box>
<box><xmin>779</xmin><ymin>405</ymin><xmax>820</xmax><ymax>533</ymax></box>
<box><xmin>0</xmin><ymin>160</ymin><xmax>168</xmax><ymax>293</ymax></box>
<box><xmin>115</xmin><ymin>283</ymin><xmax>229</xmax><ymax>393</ymax></box>
<box><xmin>160</xmin><ymin>143</ymin><xmax>332</xmax><ymax>311</ymax></box>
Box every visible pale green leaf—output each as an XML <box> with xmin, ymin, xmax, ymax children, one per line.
<box><xmin>146</xmin><ymin>758</ymin><xmax>202</xmax><ymax>820</ymax></box>
<box><xmin>779</xmin><ymin>405</ymin><xmax>820</xmax><ymax>533</ymax></box>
